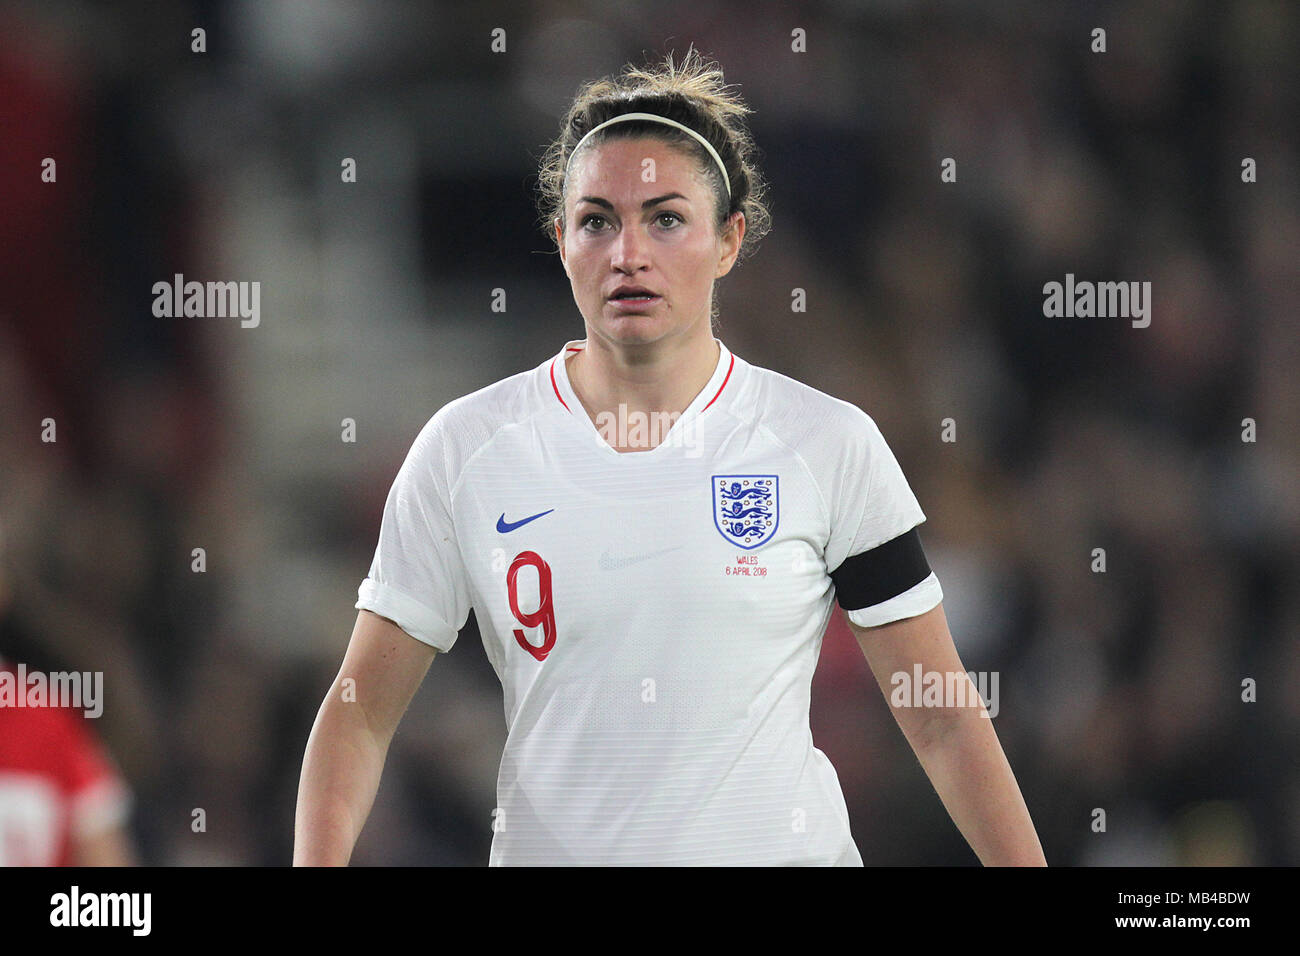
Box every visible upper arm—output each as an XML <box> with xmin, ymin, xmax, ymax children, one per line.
<box><xmin>849</xmin><ymin>603</ymin><xmax>975</xmax><ymax>747</ymax></box>
<box><xmin>818</xmin><ymin>403</ymin><xmax>943</xmax><ymax>627</ymax></box>
<box><xmin>354</xmin><ymin>411</ymin><xmax>472</xmax><ymax>652</ymax></box>
<box><xmin>334</xmin><ymin>609</ymin><xmax>438</xmax><ymax>745</ymax></box>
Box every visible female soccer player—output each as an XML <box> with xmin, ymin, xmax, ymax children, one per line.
<box><xmin>294</xmin><ymin>49</ymin><xmax>1046</xmax><ymax>866</ymax></box>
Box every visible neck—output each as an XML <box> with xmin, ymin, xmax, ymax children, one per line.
<box><xmin>567</xmin><ymin>329</ymin><xmax>720</xmax><ymax>451</ymax></box>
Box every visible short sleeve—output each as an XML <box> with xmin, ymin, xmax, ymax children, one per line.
<box><xmin>356</xmin><ymin>411</ymin><xmax>472</xmax><ymax>652</ymax></box>
<box><xmin>823</xmin><ymin>408</ymin><xmax>942</xmax><ymax>628</ymax></box>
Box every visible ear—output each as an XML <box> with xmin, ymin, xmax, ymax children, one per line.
<box><xmin>555</xmin><ymin>218</ymin><xmax>568</xmax><ymax>273</ymax></box>
<box><xmin>714</xmin><ymin>211</ymin><xmax>746</xmax><ymax>279</ymax></box>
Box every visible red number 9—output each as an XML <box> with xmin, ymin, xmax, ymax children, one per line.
<box><xmin>507</xmin><ymin>551</ymin><xmax>557</xmax><ymax>661</ymax></box>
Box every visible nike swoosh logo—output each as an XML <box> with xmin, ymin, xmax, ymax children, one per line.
<box><xmin>496</xmin><ymin>509</ymin><xmax>554</xmax><ymax>533</ymax></box>
<box><xmin>598</xmin><ymin>545</ymin><xmax>683</xmax><ymax>571</ymax></box>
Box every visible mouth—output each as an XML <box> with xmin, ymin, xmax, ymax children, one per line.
<box><xmin>608</xmin><ymin>287</ymin><xmax>662</xmax><ymax>309</ymax></box>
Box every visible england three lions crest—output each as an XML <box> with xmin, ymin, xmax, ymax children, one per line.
<box><xmin>712</xmin><ymin>475</ymin><xmax>779</xmax><ymax>549</ymax></box>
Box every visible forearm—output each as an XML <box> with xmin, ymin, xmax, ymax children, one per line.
<box><xmin>293</xmin><ymin>693</ymin><xmax>390</xmax><ymax>866</ymax></box>
<box><xmin>903</xmin><ymin>709</ymin><xmax>1047</xmax><ymax>866</ymax></box>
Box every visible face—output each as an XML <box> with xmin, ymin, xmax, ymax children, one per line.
<box><xmin>557</xmin><ymin>136</ymin><xmax>744</xmax><ymax>350</ymax></box>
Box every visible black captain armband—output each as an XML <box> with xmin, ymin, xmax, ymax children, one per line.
<box><xmin>830</xmin><ymin>527</ymin><xmax>932</xmax><ymax>611</ymax></box>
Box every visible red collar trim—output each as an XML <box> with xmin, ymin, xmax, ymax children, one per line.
<box><xmin>550</xmin><ymin>345</ymin><xmax>734</xmax><ymax>416</ymax></box>
<box><xmin>701</xmin><ymin>352</ymin><xmax>735</xmax><ymax>411</ymax></box>
<box><xmin>549</xmin><ymin>357</ymin><xmax>571</xmax><ymax>412</ymax></box>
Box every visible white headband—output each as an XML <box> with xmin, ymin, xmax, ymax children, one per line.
<box><xmin>565</xmin><ymin>111</ymin><xmax>732</xmax><ymax>199</ymax></box>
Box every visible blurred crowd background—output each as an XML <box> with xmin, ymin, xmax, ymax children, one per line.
<box><xmin>1</xmin><ymin>0</ymin><xmax>1295</xmax><ymax>865</ymax></box>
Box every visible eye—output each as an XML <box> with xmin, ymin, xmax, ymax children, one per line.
<box><xmin>655</xmin><ymin>211</ymin><xmax>683</xmax><ymax>228</ymax></box>
<box><xmin>580</xmin><ymin>213</ymin><xmax>608</xmax><ymax>231</ymax></box>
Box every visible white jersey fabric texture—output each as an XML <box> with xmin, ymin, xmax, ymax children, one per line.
<box><xmin>356</xmin><ymin>338</ymin><xmax>943</xmax><ymax>865</ymax></box>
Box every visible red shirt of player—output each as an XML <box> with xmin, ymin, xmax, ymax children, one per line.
<box><xmin>0</xmin><ymin>661</ymin><xmax>131</xmax><ymax>866</ymax></box>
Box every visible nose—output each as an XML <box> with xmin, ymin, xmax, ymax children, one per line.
<box><xmin>610</xmin><ymin>220</ymin><xmax>650</xmax><ymax>274</ymax></box>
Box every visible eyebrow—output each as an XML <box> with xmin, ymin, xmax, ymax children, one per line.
<box><xmin>577</xmin><ymin>192</ymin><xmax>690</xmax><ymax>210</ymax></box>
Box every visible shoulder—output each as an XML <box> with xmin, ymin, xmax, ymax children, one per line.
<box><xmin>402</xmin><ymin>358</ymin><xmax>552</xmax><ymax>479</ymax></box>
<box><xmin>735</xmin><ymin>359</ymin><xmax>883</xmax><ymax>451</ymax></box>
<box><xmin>426</xmin><ymin>365</ymin><xmax>542</xmax><ymax>437</ymax></box>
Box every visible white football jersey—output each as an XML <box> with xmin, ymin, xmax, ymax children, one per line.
<box><xmin>356</xmin><ymin>338</ymin><xmax>943</xmax><ymax>865</ymax></box>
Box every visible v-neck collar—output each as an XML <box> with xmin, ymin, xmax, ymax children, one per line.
<box><xmin>548</xmin><ymin>338</ymin><xmax>737</xmax><ymax>458</ymax></box>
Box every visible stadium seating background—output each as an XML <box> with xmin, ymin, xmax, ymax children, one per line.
<box><xmin>1</xmin><ymin>0</ymin><xmax>1295</xmax><ymax>865</ymax></box>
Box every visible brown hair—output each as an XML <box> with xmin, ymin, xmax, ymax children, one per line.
<box><xmin>536</xmin><ymin>47</ymin><xmax>772</xmax><ymax>275</ymax></box>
